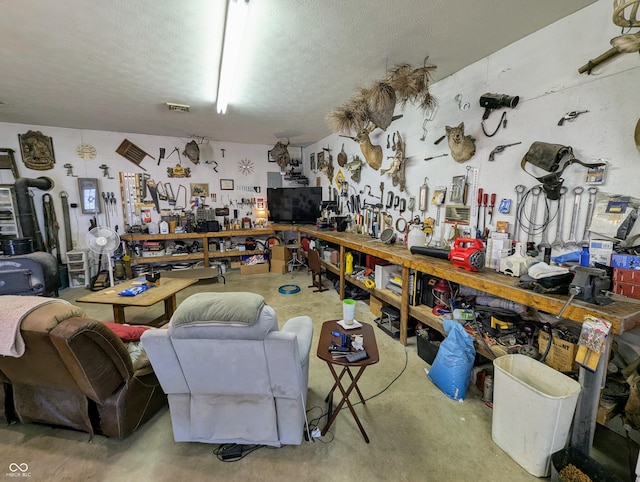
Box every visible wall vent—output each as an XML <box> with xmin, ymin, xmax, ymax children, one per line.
<box><xmin>166</xmin><ymin>102</ymin><xmax>191</xmax><ymax>113</ymax></box>
<box><xmin>115</xmin><ymin>139</ymin><xmax>154</xmax><ymax>171</ymax></box>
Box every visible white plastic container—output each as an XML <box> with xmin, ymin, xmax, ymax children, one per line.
<box><xmin>492</xmin><ymin>354</ymin><xmax>581</xmax><ymax>477</ymax></box>
<box><xmin>407</xmin><ymin>224</ymin><xmax>426</xmax><ymax>250</ymax></box>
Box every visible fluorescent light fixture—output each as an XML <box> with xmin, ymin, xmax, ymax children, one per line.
<box><xmin>217</xmin><ymin>0</ymin><xmax>250</xmax><ymax>114</ymax></box>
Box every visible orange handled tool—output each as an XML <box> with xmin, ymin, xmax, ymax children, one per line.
<box><xmin>489</xmin><ymin>193</ymin><xmax>496</xmax><ymax>224</ymax></box>
<box><xmin>476</xmin><ymin>188</ymin><xmax>483</xmax><ymax>230</ymax></box>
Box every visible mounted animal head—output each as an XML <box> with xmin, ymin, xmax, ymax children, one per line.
<box><xmin>353</xmin><ymin>123</ymin><xmax>383</xmax><ymax>170</ymax></box>
<box><xmin>270</xmin><ymin>139</ymin><xmax>291</xmax><ymax>168</ymax></box>
<box><xmin>445</xmin><ymin>122</ymin><xmax>476</xmax><ymax>163</ymax></box>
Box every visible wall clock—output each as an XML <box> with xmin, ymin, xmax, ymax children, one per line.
<box><xmin>76</xmin><ymin>143</ymin><xmax>97</xmax><ymax>161</ymax></box>
<box><xmin>238</xmin><ymin>158</ymin><xmax>254</xmax><ymax>176</ymax></box>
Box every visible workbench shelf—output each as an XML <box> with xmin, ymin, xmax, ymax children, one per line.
<box><xmin>121</xmin><ymin>228</ymin><xmax>275</xmax><ymax>276</ymax></box>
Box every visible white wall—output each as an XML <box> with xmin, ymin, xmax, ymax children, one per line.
<box><xmin>0</xmin><ymin>123</ymin><xmax>279</xmax><ymax>259</ymax></box>
<box><xmin>305</xmin><ymin>0</ymin><xmax>640</xmax><ymax>248</ymax></box>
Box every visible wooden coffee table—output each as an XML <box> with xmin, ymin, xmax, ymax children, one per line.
<box><xmin>316</xmin><ymin>320</ymin><xmax>379</xmax><ymax>443</ymax></box>
<box><xmin>77</xmin><ymin>277</ymin><xmax>197</xmax><ymax>325</ymax></box>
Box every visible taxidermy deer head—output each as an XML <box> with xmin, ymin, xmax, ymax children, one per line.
<box><xmin>341</xmin><ymin>123</ymin><xmax>382</xmax><ymax>170</ymax></box>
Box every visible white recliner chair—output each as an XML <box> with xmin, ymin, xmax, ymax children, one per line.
<box><xmin>141</xmin><ymin>292</ymin><xmax>313</xmax><ymax>446</ymax></box>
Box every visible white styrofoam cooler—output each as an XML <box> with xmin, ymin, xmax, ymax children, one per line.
<box><xmin>492</xmin><ymin>354</ymin><xmax>582</xmax><ymax>477</ymax></box>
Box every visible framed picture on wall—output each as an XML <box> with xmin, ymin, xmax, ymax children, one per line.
<box><xmin>310</xmin><ymin>152</ymin><xmax>316</xmax><ymax>172</ymax></box>
<box><xmin>220</xmin><ymin>179</ymin><xmax>234</xmax><ymax>190</ymax></box>
<box><xmin>190</xmin><ymin>182</ymin><xmax>209</xmax><ymax>197</ymax></box>
<box><xmin>267</xmin><ymin>150</ymin><xmax>276</xmax><ymax>162</ymax></box>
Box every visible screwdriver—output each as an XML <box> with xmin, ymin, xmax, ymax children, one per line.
<box><xmin>489</xmin><ymin>193</ymin><xmax>496</xmax><ymax>225</ymax></box>
<box><xmin>476</xmin><ymin>188</ymin><xmax>484</xmax><ymax>233</ymax></box>
<box><xmin>483</xmin><ymin>193</ymin><xmax>489</xmax><ymax>231</ymax></box>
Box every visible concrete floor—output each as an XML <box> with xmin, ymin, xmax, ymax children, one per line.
<box><xmin>0</xmin><ymin>267</ymin><xmax>636</xmax><ymax>481</ymax></box>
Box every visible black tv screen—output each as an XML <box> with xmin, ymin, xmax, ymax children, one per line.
<box><xmin>267</xmin><ymin>187</ymin><xmax>322</xmax><ymax>224</ymax></box>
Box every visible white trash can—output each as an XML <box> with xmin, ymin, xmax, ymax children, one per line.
<box><xmin>492</xmin><ymin>354</ymin><xmax>582</xmax><ymax>477</ymax></box>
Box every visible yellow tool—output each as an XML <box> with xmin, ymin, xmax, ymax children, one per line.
<box><xmin>491</xmin><ymin>317</ymin><xmax>512</xmax><ymax>330</ymax></box>
<box><xmin>345</xmin><ymin>252</ymin><xmax>353</xmax><ymax>274</ymax></box>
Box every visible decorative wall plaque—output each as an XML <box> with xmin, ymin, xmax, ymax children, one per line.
<box><xmin>18</xmin><ymin>130</ymin><xmax>56</xmax><ymax>170</ymax></box>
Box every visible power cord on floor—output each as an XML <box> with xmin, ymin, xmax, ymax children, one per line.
<box><xmin>304</xmin><ymin>405</ymin><xmax>334</xmax><ymax>443</ymax></box>
<box><xmin>347</xmin><ymin>343</ymin><xmax>409</xmax><ymax>407</ymax></box>
<box><xmin>303</xmin><ymin>344</ymin><xmax>410</xmax><ymax>445</ymax></box>
<box><xmin>213</xmin><ymin>443</ymin><xmax>264</xmax><ymax>462</ymax></box>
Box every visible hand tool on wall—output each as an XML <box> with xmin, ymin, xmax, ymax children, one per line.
<box><xmin>59</xmin><ymin>191</ymin><xmax>73</xmax><ymax>250</ymax></box>
<box><xmin>463</xmin><ymin>166</ymin><xmax>472</xmax><ymax>205</ymax></box>
<box><xmin>102</xmin><ymin>192</ymin><xmax>111</xmax><ymax>227</ymax></box>
<box><xmin>482</xmin><ymin>192</ymin><xmax>488</xmax><ymax>232</ymax></box>
<box><xmin>424</xmin><ymin>153</ymin><xmax>449</xmax><ymax>161</ymax></box>
<box><xmin>476</xmin><ymin>187</ymin><xmax>484</xmax><ymax>235</ymax></box>
<box><xmin>564</xmin><ymin>186</ymin><xmax>584</xmax><ymax>250</ymax></box>
<box><xmin>146</xmin><ymin>179</ymin><xmax>161</xmax><ymax>213</ymax></box>
<box><xmin>538</xmin><ymin>204</ymin><xmax>552</xmax><ymax>253</ymax></box>
<box><xmin>419</xmin><ymin>178</ymin><xmax>429</xmax><ymax>214</ymax></box>
<box><xmin>557</xmin><ymin>110</ymin><xmax>589</xmax><ymax>126</ymax></box>
<box><xmin>488</xmin><ymin>193</ymin><xmax>496</xmax><ymax>224</ymax></box>
<box><xmin>99</xmin><ymin>164</ymin><xmax>114</xmax><ymax>179</ymax></box>
<box><xmin>63</xmin><ymin>163</ymin><xmax>77</xmax><ymax>177</ymax></box>
<box><xmin>551</xmin><ymin>186</ymin><xmax>568</xmax><ymax>250</ymax></box>
<box><xmin>526</xmin><ymin>186</ymin><xmax>542</xmax><ymax>254</ymax></box>
<box><xmin>488</xmin><ymin>142</ymin><xmax>522</xmax><ymax>162</ymax></box>
<box><xmin>109</xmin><ymin>192</ymin><xmax>117</xmax><ymax>218</ymax></box>
<box><xmin>512</xmin><ymin>185</ymin><xmax>526</xmax><ymax>242</ymax></box>
<box><xmin>579</xmin><ymin>187</ymin><xmax>599</xmax><ymax>246</ymax></box>
<box><xmin>386</xmin><ymin>191</ymin><xmax>395</xmax><ymax>210</ymax></box>
<box><xmin>164</xmin><ymin>183</ymin><xmax>176</xmax><ymax>207</ymax></box>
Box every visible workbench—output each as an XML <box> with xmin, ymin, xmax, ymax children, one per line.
<box><xmin>296</xmin><ymin>226</ymin><xmax>640</xmax><ymax>346</ymax></box>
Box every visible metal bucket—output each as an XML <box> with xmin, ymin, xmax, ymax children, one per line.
<box><xmin>1</xmin><ymin>237</ymin><xmax>34</xmax><ymax>255</ymax></box>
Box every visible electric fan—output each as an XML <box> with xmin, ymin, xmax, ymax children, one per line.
<box><xmin>86</xmin><ymin>226</ymin><xmax>121</xmax><ymax>290</ymax></box>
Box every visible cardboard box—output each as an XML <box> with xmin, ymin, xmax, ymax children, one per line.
<box><xmin>611</xmin><ymin>254</ymin><xmax>640</xmax><ymax>270</ymax></box>
<box><xmin>240</xmin><ymin>263</ymin><xmax>270</xmax><ymax>275</ymax></box>
<box><xmin>375</xmin><ymin>263</ymin><xmax>401</xmax><ymax>290</ymax></box>
<box><xmin>369</xmin><ymin>295</ymin><xmax>385</xmax><ymax>317</ymax></box>
<box><xmin>271</xmin><ymin>245</ymin><xmax>292</xmax><ymax>262</ymax></box>
<box><xmin>538</xmin><ymin>331</ymin><xmax>579</xmax><ymax>372</ymax></box>
<box><xmin>270</xmin><ymin>259</ymin><xmax>288</xmax><ymax>275</ymax></box>
<box><xmin>589</xmin><ymin>239</ymin><xmax>613</xmax><ymax>266</ymax></box>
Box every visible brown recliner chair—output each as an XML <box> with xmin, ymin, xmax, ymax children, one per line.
<box><xmin>0</xmin><ymin>369</ymin><xmax>14</xmax><ymax>423</ymax></box>
<box><xmin>0</xmin><ymin>300</ymin><xmax>166</xmax><ymax>438</ymax></box>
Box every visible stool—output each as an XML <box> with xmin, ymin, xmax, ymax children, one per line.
<box><xmin>286</xmin><ymin>244</ymin><xmax>307</xmax><ymax>277</ymax></box>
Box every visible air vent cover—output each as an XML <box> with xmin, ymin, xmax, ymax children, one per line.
<box><xmin>116</xmin><ymin>139</ymin><xmax>153</xmax><ymax>170</ymax></box>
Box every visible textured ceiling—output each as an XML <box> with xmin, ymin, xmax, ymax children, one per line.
<box><xmin>0</xmin><ymin>0</ymin><xmax>597</xmax><ymax>147</ymax></box>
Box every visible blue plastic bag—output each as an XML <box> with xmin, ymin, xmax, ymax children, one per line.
<box><xmin>118</xmin><ymin>284</ymin><xmax>150</xmax><ymax>296</ymax></box>
<box><xmin>428</xmin><ymin>318</ymin><xmax>476</xmax><ymax>401</ymax></box>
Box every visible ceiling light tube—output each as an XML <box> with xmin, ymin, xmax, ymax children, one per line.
<box><xmin>217</xmin><ymin>0</ymin><xmax>250</xmax><ymax>114</ymax></box>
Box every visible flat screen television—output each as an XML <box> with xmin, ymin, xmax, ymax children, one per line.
<box><xmin>267</xmin><ymin>187</ymin><xmax>322</xmax><ymax>224</ymax></box>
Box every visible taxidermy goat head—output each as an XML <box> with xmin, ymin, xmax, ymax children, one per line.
<box><xmin>445</xmin><ymin>122</ymin><xmax>476</xmax><ymax>163</ymax></box>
